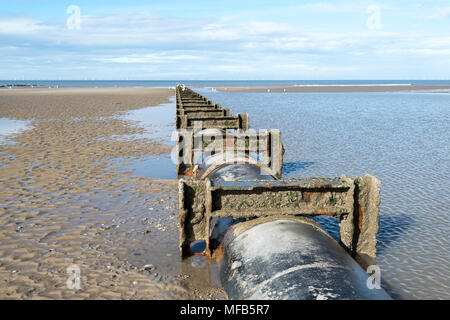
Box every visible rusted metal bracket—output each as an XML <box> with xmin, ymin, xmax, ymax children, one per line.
<box><xmin>176</xmin><ymin>114</ymin><xmax>249</xmax><ymax>130</ymax></box>
<box><xmin>178</xmin><ymin>175</ymin><xmax>381</xmax><ymax>266</ymax></box>
<box><xmin>177</xmin><ymin>108</ymin><xmax>231</xmax><ymax>118</ymax></box>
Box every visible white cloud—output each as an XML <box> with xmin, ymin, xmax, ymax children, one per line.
<box><xmin>0</xmin><ymin>18</ymin><xmax>54</xmax><ymax>35</ymax></box>
<box><xmin>93</xmin><ymin>53</ymin><xmax>203</xmax><ymax>64</ymax></box>
<box><xmin>413</xmin><ymin>49</ymin><xmax>450</xmax><ymax>55</ymax></box>
<box><xmin>376</xmin><ymin>48</ymin><xmax>450</xmax><ymax>56</ymax></box>
<box><xmin>429</xmin><ymin>6</ymin><xmax>450</xmax><ymax>19</ymax></box>
<box><xmin>421</xmin><ymin>37</ymin><xmax>450</xmax><ymax>48</ymax></box>
<box><xmin>295</xmin><ymin>2</ymin><xmax>365</xmax><ymax>13</ymax></box>
<box><xmin>209</xmin><ymin>65</ymin><xmax>256</xmax><ymax>72</ymax></box>
<box><xmin>1</xmin><ymin>6</ymin><xmax>450</xmax><ymax>79</ymax></box>
<box><xmin>403</xmin><ymin>48</ymin><xmax>450</xmax><ymax>55</ymax></box>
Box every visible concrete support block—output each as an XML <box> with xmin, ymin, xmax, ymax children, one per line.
<box><xmin>355</xmin><ymin>174</ymin><xmax>380</xmax><ymax>267</ymax></box>
<box><xmin>238</xmin><ymin>113</ymin><xmax>249</xmax><ymax>131</ymax></box>
<box><xmin>339</xmin><ymin>174</ymin><xmax>380</xmax><ymax>268</ymax></box>
<box><xmin>339</xmin><ymin>211</ymin><xmax>355</xmax><ymax>252</ymax></box>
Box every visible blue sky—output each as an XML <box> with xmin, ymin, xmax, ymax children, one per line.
<box><xmin>1</xmin><ymin>0</ymin><xmax>449</xmax><ymax>80</ymax></box>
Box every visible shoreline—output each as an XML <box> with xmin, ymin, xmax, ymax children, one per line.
<box><xmin>215</xmin><ymin>85</ymin><xmax>450</xmax><ymax>93</ymax></box>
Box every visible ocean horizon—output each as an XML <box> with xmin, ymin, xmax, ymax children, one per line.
<box><xmin>2</xmin><ymin>79</ymin><xmax>450</xmax><ymax>89</ymax></box>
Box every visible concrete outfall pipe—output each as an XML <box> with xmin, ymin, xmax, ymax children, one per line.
<box><xmin>175</xmin><ymin>85</ymin><xmax>390</xmax><ymax>300</ymax></box>
<box><xmin>206</xmin><ymin>161</ymin><xmax>390</xmax><ymax>300</ymax></box>
<box><xmin>219</xmin><ymin>216</ymin><xmax>391</xmax><ymax>300</ymax></box>
<box><xmin>205</xmin><ymin>156</ymin><xmax>275</xmax><ymax>250</ymax></box>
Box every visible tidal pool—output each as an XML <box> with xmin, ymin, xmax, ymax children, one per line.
<box><xmin>112</xmin><ymin>98</ymin><xmax>176</xmax><ymax>179</ymax></box>
<box><xmin>0</xmin><ymin>117</ymin><xmax>31</xmax><ymax>145</ymax></box>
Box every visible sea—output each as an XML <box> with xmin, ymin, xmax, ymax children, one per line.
<box><xmin>196</xmin><ymin>85</ymin><xmax>450</xmax><ymax>300</ymax></box>
<box><xmin>1</xmin><ymin>79</ymin><xmax>450</xmax><ymax>88</ymax></box>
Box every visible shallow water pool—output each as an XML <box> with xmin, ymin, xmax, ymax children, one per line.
<box><xmin>0</xmin><ymin>118</ymin><xmax>31</xmax><ymax>145</ymax></box>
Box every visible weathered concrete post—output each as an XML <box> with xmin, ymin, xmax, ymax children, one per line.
<box><xmin>339</xmin><ymin>174</ymin><xmax>381</xmax><ymax>267</ymax></box>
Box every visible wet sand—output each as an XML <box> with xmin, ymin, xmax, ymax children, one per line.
<box><xmin>0</xmin><ymin>88</ymin><xmax>225</xmax><ymax>299</ymax></box>
<box><xmin>216</xmin><ymin>85</ymin><xmax>450</xmax><ymax>93</ymax></box>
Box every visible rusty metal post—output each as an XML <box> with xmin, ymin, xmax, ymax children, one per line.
<box><xmin>339</xmin><ymin>175</ymin><xmax>381</xmax><ymax>267</ymax></box>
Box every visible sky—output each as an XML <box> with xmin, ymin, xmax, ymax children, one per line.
<box><xmin>0</xmin><ymin>0</ymin><xmax>449</xmax><ymax>80</ymax></box>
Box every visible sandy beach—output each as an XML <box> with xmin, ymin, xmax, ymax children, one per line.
<box><xmin>216</xmin><ymin>85</ymin><xmax>450</xmax><ymax>93</ymax></box>
<box><xmin>0</xmin><ymin>87</ymin><xmax>225</xmax><ymax>299</ymax></box>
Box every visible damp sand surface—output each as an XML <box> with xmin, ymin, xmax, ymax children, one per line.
<box><xmin>0</xmin><ymin>87</ymin><xmax>225</xmax><ymax>299</ymax></box>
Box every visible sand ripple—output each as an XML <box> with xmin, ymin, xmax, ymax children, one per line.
<box><xmin>0</xmin><ymin>88</ymin><xmax>224</xmax><ymax>299</ymax></box>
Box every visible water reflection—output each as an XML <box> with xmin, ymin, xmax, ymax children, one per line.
<box><xmin>0</xmin><ymin>118</ymin><xmax>31</xmax><ymax>145</ymax></box>
<box><xmin>110</xmin><ymin>154</ymin><xmax>176</xmax><ymax>180</ymax></box>
<box><xmin>111</xmin><ymin>98</ymin><xmax>177</xmax><ymax>179</ymax></box>
<box><xmin>119</xmin><ymin>98</ymin><xmax>175</xmax><ymax>145</ymax></box>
